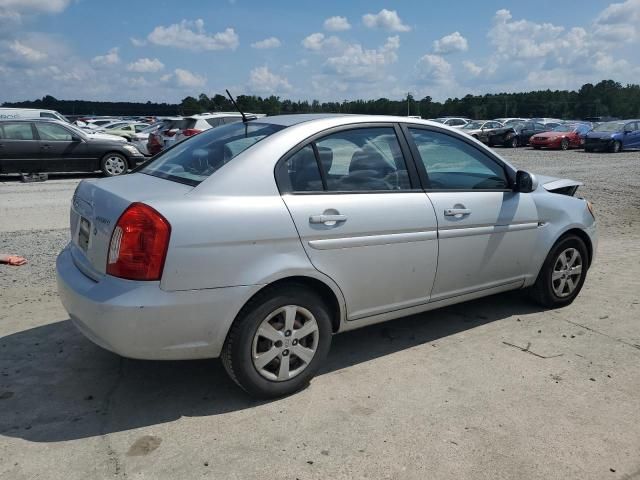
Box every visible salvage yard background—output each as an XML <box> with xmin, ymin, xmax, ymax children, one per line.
<box><xmin>1</xmin><ymin>147</ymin><xmax>639</xmax><ymax>479</ymax></box>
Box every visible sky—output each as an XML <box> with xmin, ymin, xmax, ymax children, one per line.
<box><xmin>0</xmin><ymin>0</ymin><xmax>639</xmax><ymax>103</ymax></box>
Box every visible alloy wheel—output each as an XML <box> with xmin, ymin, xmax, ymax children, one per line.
<box><xmin>104</xmin><ymin>156</ymin><xmax>127</xmax><ymax>176</ymax></box>
<box><xmin>551</xmin><ymin>248</ymin><xmax>583</xmax><ymax>298</ymax></box>
<box><xmin>251</xmin><ymin>305</ymin><xmax>320</xmax><ymax>381</ymax></box>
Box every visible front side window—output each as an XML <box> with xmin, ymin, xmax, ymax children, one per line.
<box><xmin>408</xmin><ymin>128</ymin><xmax>509</xmax><ymax>190</ymax></box>
<box><xmin>0</xmin><ymin>123</ymin><xmax>35</xmax><ymax>140</ymax></box>
<box><xmin>314</xmin><ymin>127</ymin><xmax>411</xmax><ymax>191</ymax></box>
<box><xmin>140</xmin><ymin>121</ymin><xmax>285</xmax><ymax>186</ymax></box>
<box><xmin>36</xmin><ymin>123</ymin><xmax>73</xmax><ymax>141</ymax></box>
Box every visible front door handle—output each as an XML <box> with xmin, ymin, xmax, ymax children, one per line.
<box><xmin>444</xmin><ymin>208</ymin><xmax>471</xmax><ymax>217</ymax></box>
<box><xmin>309</xmin><ymin>214</ymin><xmax>347</xmax><ymax>225</ymax></box>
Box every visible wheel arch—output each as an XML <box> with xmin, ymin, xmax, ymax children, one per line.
<box><xmin>562</xmin><ymin>227</ymin><xmax>593</xmax><ymax>268</ymax></box>
<box><xmin>235</xmin><ymin>275</ymin><xmax>345</xmax><ymax>334</ymax></box>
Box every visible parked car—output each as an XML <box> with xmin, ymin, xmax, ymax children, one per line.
<box><xmin>486</xmin><ymin>121</ymin><xmax>550</xmax><ymax>148</ymax></box>
<box><xmin>99</xmin><ymin>122</ymin><xmax>150</xmax><ymax>141</ymax></box>
<box><xmin>82</xmin><ymin>118</ymin><xmax>123</xmax><ymax>130</ymax></box>
<box><xmin>56</xmin><ymin>114</ymin><xmax>597</xmax><ymax>398</ymax></box>
<box><xmin>494</xmin><ymin>118</ymin><xmax>527</xmax><ymax>125</ymax></box>
<box><xmin>146</xmin><ymin>117</ymin><xmax>188</xmax><ymax>156</ymax></box>
<box><xmin>461</xmin><ymin>120</ymin><xmax>504</xmax><ymax>143</ymax></box>
<box><xmin>0</xmin><ymin>107</ymin><xmax>70</xmax><ymax>123</ymax></box>
<box><xmin>0</xmin><ymin>119</ymin><xmax>144</xmax><ymax>176</ymax></box>
<box><xmin>431</xmin><ymin>117</ymin><xmax>470</xmax><ymax>128</ymax></box>
<box><xmin>584</xmin><ymin>120</ymin><xmax>640</xmax><ymax>152</ymax></box>
<box><xmin>131</xmin><ymin>122</ymin><xmax>166</xmax><ymax>156</ymax></box>
<box><xmin>172</xmin><ymin>113</ymin><xmax>247</xmax><ymax>144</ymax></box>
<box><xmin>529</xmin><ymin>123</ymin><xmax>593</xmax><ymax>150</ymax></box>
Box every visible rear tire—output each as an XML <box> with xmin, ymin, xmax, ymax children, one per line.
<box><xmin>530</xmin><ymin>234</ymin><xmax>589</xmax><ymax>308</ymax></box>
<box><xmin>509</xmin><ymin>136</ymin><xmax>519</xmax><ymax>148</ymax></box>
<box><xmin>610</xmin><ymin>141</ymin><xmax>621</xmax><ymax>153</ymax></box>
<box><xmin>100</xmin><ymin>153</ymin><xmax>129</xmax><ymax>177</ymax></box>
<box><xmin>222</xmin><ymin>285</ymin><xmax>333</xmax><ymax>398</ymax></box>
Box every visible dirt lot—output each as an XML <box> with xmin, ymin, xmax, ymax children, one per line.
<box><xmin>1</xmin><ymin>148</ymin><xmax>639</xmax><ymax>480</ymax></box>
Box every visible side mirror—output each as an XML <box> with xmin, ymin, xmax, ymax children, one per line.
<box><xmin>515</xmin><ymin>170</ymin><xmax>538</xmax><ymax>193</ymax></box>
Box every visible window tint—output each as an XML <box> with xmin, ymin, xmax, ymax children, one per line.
<box><xmin>140</xmin><ymin>122</ymin><xmax>284</xmax><ymax>186</ymax></box>
<box><xmin>40</xmin><ymin>112</ymin><xmax>57</xmax><ymax>119</ymax></box>
<box><xmin>284</xmin><ymin>145</ymin><xmax>323</xmax><ymax>192</ymax></box>
<box><xmin>314</xmin><ymin>127</ymin><xmax>411</xmax><ymax>191</ymax></box>
<box><xmin>36</xmin><ymin>123</ymin><xmax>73</xmax><ymax>141</ymax></box>
<box><xmin>448</xmin><ymin>119</ymin><xmax>465</xmax><ymax>126</ymax></box>
<box><xmin>0</xmin><ymin>123</ymin><xmax>34</xmax><ymax>140</ymax></box>
<box><xmin>134</xmin><ymin>124</ymin><xmax>147</xmax><ymax>132</ymax></box>
<box><xmin>408</xmin><ymin>128</ymin><xmax>509</xmax><ymax>190</ymax></box>
<box><xmin>206</xmin><ymin>118</ymin><xmax>222</xmax><ymax>128</ymax></box>
<box><xmin>222</xmin><ymin>117</ymin><xmax>242</xmax><ymax>125</ymax></box>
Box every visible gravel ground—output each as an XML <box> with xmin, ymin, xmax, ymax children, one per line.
<box><xmin>0</xmin><ymin>148</ymin><xmax>639</xmax><ymax>480</ymax></box>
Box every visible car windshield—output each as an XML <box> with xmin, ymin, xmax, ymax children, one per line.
<box><xmin>504</xmin><ymin>119</ymin><xmax>523</xmax><ymax>125</ymax></box>
<box><xmin>140</xmin><ymin>121</ymin><xmax>285</xmax><ymax>186</ymax></box>
<box><xmin>552</xmin><ymin>124</ymin><xmax>574</xmax><ymax>132</ymax></box>
<box><xmin>105</xmin><ymin>122</ymin><xmax>128</xmax><ymax>130</ymax></box>
<box><xmin>593</xmin><ymin>122</ymin><xmax>624</xmax><ymax>132</ymax></box>
<box><xmin>432</xmin><ymin>118</ymin><xmax>446</xmax><ymax>123</ymax></box>
<box><xmin>463</xmin><ymin>122</ymin><xmax>484</xmax><ymax>129</ymax></box>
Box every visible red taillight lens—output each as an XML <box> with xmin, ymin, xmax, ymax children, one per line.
<box><xmin>182</xmin><ymin>128</ymin><xmax>202</xmax><ymax>137</ymax></box>
<box><xmin>107</xmin><ymin>203</ymin><xmax>171</xmax><ymax>281</ymax></box>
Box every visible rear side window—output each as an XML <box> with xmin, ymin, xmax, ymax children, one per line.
<box><xmin>36</xmin><ymin>123</ymin><xmax>73</xmax><ymax>141</ymax></box>
<box><xmin>408</xmin><ymin>128</ymin><xmax>509</xmax><ymax>190</ymax></box>
<box><xmin>316</xmin><ymin>128</ymin><xmax>411</xmax><ymax>191</ymax></box>
<box><xmin>140</xmin><ymin>121</ymin><xmax>285</xmax><ymax>186</ymax></box>
<box><xmin>40</xmin><ymin>112</ymin><xmax>57</xmax><ymax>119</ymax></box>
<box><xmin>284</xmin><ymin>145</ymin><xmax>323</xmax><ymax>192</ymax></box>
<box><xmin>0</xmin><ymin>123</ymin><xmax>35</xmax><ymax>140</ymax></box>
<box><xmin>206</xmin><ymin>118</ymin><xmax>222</xmax><ymax>128</ymax></box>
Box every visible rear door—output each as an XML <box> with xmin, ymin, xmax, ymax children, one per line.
<box><xmin>404</xmin><ymin>126</ymin><xmax>539</xmax><ymax>300</ymax></box>
<box><xmin>0</xmin><ymin>122</ymin><xmax>40</xmax><ymax>173</ymax></box>
<box><xmin>623</xmin><ymin>122</ymin><xmax>640</xmax><ymax>148</ymax></box>
<box><xmin>278</xmin><ymin>125</ymin><xmax>439</xmax><ymax>320</ymax></box>
<box><xmin>35</xmin><ymin>122</ymin><xmax>92</xmax><ymax>172</ymax></box>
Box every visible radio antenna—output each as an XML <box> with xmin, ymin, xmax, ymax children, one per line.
<box><xmin>225</xmin><ymin>89</ymin><xmax>248</xmax><ymax>123</ymax></box>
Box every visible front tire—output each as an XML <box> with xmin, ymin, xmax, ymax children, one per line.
<box><xmin>610</xmin><ymin>141</ymin><xmax>621</xmax><ymax>153</ymax></box>
<box><xmin>560</xmin><ymin>138</ymin><xmax>570</xmax><ymax>150</ymax></box>
<box><xmin>100</xmin><ymin>153</ymin><xmax>129</xmax><ymax>177</ymax></box>
<box><xmin>222</xmin><ymin>285</ymin><xmax>333</xmax><ymax>398</ymax></box>
<box><xmin>530</xmin><ymin>234</ymin><xmax>589</xmax><ymax>308</ymax></box>
<box><xmin>509</xmin><ymin>136</ymin><xmax>519</xmax><ymax>148</ymax></box>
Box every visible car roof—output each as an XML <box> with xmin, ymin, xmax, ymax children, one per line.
<box><xmin>0</xmin><ymin>118</ymin><xmax>65</xmax><ymax>124</ymax></box>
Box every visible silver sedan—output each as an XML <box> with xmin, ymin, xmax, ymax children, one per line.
<box><xmin>56</xmin><ymin>114</ymin><xmax>597</xmax><ymax>398</ymax></box>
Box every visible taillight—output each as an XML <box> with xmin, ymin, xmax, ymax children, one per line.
<box><xmin>182</xmin><ymin>128</ymin><xmax>202</xmax><ymax>137</ymax></box>
<box><xmin>107</xmin><ymin>203</ymin><xmax>171</xmax><ymax>281</ymax></box>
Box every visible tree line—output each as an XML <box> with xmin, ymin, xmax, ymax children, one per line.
<box><xmin>3</xmin><ymin>80</ymin><xmax>639</xmax><ymax>120</ymax></box>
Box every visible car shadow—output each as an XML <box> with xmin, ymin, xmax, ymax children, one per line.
<box><xmin>0</xmin><ymin>290</ymin><xmax>543</xmax><ymax>442</ymax></box>
<box><xmin>0</xmin><ymin>172</ymin><xmax>101</xmax><ymax>182</ymax></box>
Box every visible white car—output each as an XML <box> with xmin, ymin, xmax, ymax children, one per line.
<box><xmin>172</xmin><ymin>112</ymin><xmax>265</xmax><ymax>144</ymax></box>
<box><xmin>0</xmin><ymin>107</ymin><xmax>69</xmax><ymax>123</ymax></box>
<box><xmin>431</xmin><ymin>117</ymin><xmax>470</xmax><ymax>128</ymax></box>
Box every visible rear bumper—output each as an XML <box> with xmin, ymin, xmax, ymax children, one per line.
<box><xmin>56</xmin><ymin>246</ymin><xmax>261</xmax><ymax>360</ymax></box>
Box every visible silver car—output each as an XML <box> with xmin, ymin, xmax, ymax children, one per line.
<box><xmin>56</xmin><ymin>114</ymin><xmax>597</xmax><ymax>398</ymax></box>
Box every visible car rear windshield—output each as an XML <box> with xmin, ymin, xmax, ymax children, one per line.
<box><xmin>139</xmin><ymin>121</ymin><xmax>285</xmax><ymax>186</ymax></box>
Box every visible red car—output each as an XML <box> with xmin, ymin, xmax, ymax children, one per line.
<box><xmin>530</xmin><ymin>123</ymin><xmax>592</xmax><ymax>150</ymax></box>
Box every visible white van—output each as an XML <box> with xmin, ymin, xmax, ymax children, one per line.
<box><xmin>0</xmin><ymin>108</ymin><xmax>69</xmax><ymax>123</ymax></box>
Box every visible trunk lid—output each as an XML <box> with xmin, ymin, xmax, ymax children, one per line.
<box><xmin>69</xmin><ymin>173</ymin><xmax>192</xmax><ymax>279</ymax></box>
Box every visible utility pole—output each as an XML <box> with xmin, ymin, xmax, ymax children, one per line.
<box><xmin>407</xmin><ymin>92</ymin><xmax>411</xmax><ymax>116</ymax></box>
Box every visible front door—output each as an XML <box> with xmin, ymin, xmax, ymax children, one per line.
<box><xmin>278</xmin><ymin>126</ymin><xmax>439</xmax><ymax>320</ymax></box>
<box><xmin>34</xmin><ymin>122</ymin><xmax>91</xmax><ymax>172</ymax></box>
<box><xmin>404</xmin><ymin>126</ymin><xmax>539</xmax><ymax>300</ymax></box>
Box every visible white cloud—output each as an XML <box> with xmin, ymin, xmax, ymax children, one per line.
<box><xmin>8</xmin><ymin>40</ymin><xmax>46</xmax><ymax>62</ymax></box>
<box><xmin>126</xmin><ymin>57</ymin><xmax>164</xmax><ymax>73</ymax></box>
<box><xmin>433</xmin><ymin>31</ymin><xmax>468</xmax><ymax>54</ymax></box>
<box><xmin>248</xmin><ymin>66</ymin><xmax>291</xmax><ymax>93</ymax></box>
<box><xmin>593</xmin><ymin>0</ymin><xmax>640</xmax><ymax>43</ymax></box>
<box><xmin>301</xmin><ymin>32</ymin><xmax>343</xmax><ymax>53</ymax></box>
<box><xmin>462</xmin><ymin>61</ymin><xmax>483</xmax><ymax>76</ymax></box>
<box><xmin>91</xmin><ymin>47</ymin><xmax>120</xmax><ymax>67</ymax></box>
<box><xmin>130</xmin><ymin>37</ymin><xmax>147</xmax><ymax>47</ymax></box>
<box><xmin>362</xmin><ymin>9</ymin><xmax>410</xmax><ymax>32</ymax></box>
<box><xmin>0</xmin><ymin>0</ymin><xmax>72</xmax><ymax>22</ymax></box>
<box><xmin>324</xmin><ymin>16</ymin><xmax>351</xmax><ymax>31</ymax></box>
<box><xmin>147</xmin><ymin>19</ymin><xmax>239</xmax><ymax>51</ymax></box>
<box><xmin>416</xmin><ymin>54</ymin><xmax>452</xmax><ymax>84</ymax></box>
<box><xmin>251</xmin><ymin>37</ymin><xmax>281</xmax><ymax>49</ymax></box>
<box><xmin>174</xmin><ymin>68</ymin><xmax>206</xmax><ymax>88</ymax></box>
<box><xmin>324</xmin><ymin>36</ymin><xmax>400</xmax><ymax>81</ymax></box>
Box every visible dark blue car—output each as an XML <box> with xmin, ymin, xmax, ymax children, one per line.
<box><xmin>584</xmin><ymin>120</ymin><xmax>640</xmax><ymax>153</ymax></box>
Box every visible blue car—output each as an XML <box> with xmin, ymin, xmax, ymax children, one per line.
<box><xmin>584</xmin><ymin>120</ymin><xmax>640</xmax><ymax>153</ymax></box>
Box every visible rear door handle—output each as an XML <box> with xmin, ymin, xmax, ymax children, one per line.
<box><xmin>309</xmin><ymin>214</ymin><xmax>347</xmax><ymax>225</ymax></box>
<box><xmin>444</xmin><ymin>208</ymin><xmax>471</xmax><ymax>217</ymax></box>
